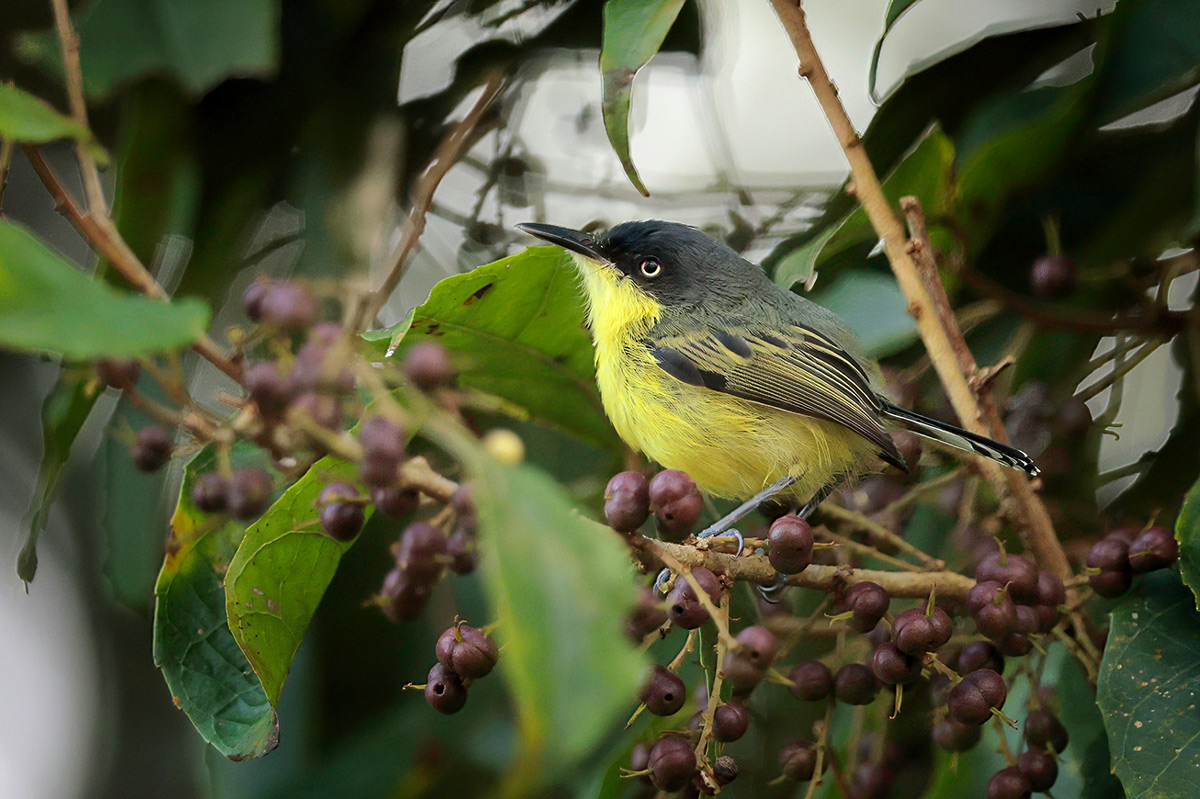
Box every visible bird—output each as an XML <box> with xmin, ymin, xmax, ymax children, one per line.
<box><xmin>516</xmin><ymin>219</ymin><xmax>1037</xmax><ymax>535</ymax></box>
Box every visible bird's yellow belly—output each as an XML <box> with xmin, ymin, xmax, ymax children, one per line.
<box><xmin>595</xmin><ymin>342</ymin><xmax>876</xmax><ymax>503</ymax></box>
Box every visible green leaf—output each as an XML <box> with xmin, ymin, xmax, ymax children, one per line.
<box><xmin>599</xmin><ymin>0</ymin><xmax>686</xmax><ymax>196</ymax></box>
<box><xmin>17</xmin><ymin>0</ymin><xmax>280</xmax><ymax>100</ymax></box>
<box><xmin>225</xmin><ymin>457</ymin><xmax>366</xmax><ymax>707</ymax></box>
<box><xmin>809</xmin><ymin>270</ymin><xmax>917</xmax><ymax>358</ymax></box>
<box><xmin>1175</xmin><ymin>475</ymin><xmax>1200</xmax><ymax>611</ymax></box>
<box><xmin>376</xmin><ymin>246</ymin><xmax>620</xmax><ymax>454</ymax></box>
<box><xmin>463</xmin><ymin>449</ymin><xmax>648</xmax><ymax>790</ymax></box>
<box><xmin>867</xmin><ymin>0</ymin><xmax>925</xmax><ymax>101</ymax></box>
<box><xmin>1097</xmin><ymin>570</ymin><xmax>1200</xmax><ymax>799</ymax></box>
<box><xmin>153</xmin><ymin>446</ymin><xmax>278</xmax><ymax>760</ymax></box>
<box><xmin>18</xmin><ymin>368</ymin><xmax>101</xmax><ymax>584</ymax></box>
<box><xmin>0</xmin><ymin>219</ymin><xmax>210</xmax><ymax>359</ymax></box>
<box><xmin>0</xmin><ymin>83</ymin><xmax>108</xmax><ymax>164</ymax></box>
<box><xmin>1093</xmin><ymin>0</ymin><xmax>1200</xmax><ymax>124</ymax></box>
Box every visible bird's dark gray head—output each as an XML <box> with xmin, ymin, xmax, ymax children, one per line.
<box><xmin>517</xmin><ymin>220</ymin><xmax>769</xmax><ymax>307</ymax></box>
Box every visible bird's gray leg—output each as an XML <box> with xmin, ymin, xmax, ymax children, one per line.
<box><xmin>697</xmin><ymin>474</ymin><xmax>799</xmax><ymax>540</ymax></box>
<box><xmin>757</xmin><ymin>476</ymin><xmax>846</xmax><ymax>603</ymax></box>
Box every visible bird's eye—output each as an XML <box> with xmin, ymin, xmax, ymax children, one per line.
<box><xmin>639</xmin><ymin>257</ymin><xmax>662</xmax><ymax>278</ymax></box>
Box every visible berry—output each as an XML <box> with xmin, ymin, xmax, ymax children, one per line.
<box><xmin>604</xmin><ymin>471</ymin><xmax>651</xmax><ymax>533</ymax></box>
<box><xmin>649</xmin><ymin>470</ymin><xmax>704</xmax><ymax>539</ymax></box>
<box><xmin>1031</xmin><ymin>254</ymin><xmax>1076</xmax><ymax>300</ymax></box>
<box><xmin>840</xmin><ymin>582</ymin><xmax>890</xmax><ymax>633</ymax></box>
<box><xmin>948</xmin><ymin>669</ymin><xmax>1007</xmax><ymax>725</ymax></box>
<box><xmin>290</xmin><ymin>339</ymin><xmax>353</xmax><ymax>394</ymax></box>
<box><xmin>996</xmin><ymin>633</ymin><xmax>1033</xmax><ymax>657</ymax></box>
<box><xmin>1024</xmin><ymin>709</ymin><xmax>1068</xmax><ymax>753</ymax></box>
<box><xmin>97</xmin><ymin>358</ymin><xmax>140</xmax><ymax>389</ymax></box>
<box><xmin>648</xmin><ymin>736</ymin><xmax>696</xmax><ymax>792</ymax></box>
<box><xmin>191</xmin><ymin>473</ymin><xmax>229</xmax><ymax>513</ymax></box>
<box><xmin>958</xmin><ymin>642</ymin><xmax>1005</xmax><ymax>675</ymax></box>
<box><xmin>986</xmin><ymin>766</ymin><xmax>1032</xmax><ymax>799</ymax></box>
<box><xmin>242</xmin><ymin>280</ymin><xmax>271</xmax><ymax>321</ymax></box>
<box><xmin>424</xmin><ymin>663</ymin><xmax>467</xmax><ymax>714</ymax></box>
<box><xmin>451</xmin><ymin>484</ymin><xmax>476</xmax><ymax>534</ymax></box>
<box><xmin>1014</xmin><ymin>604</ymin><xmax>1039</xmax><ymax>636</ymax></box>
<box><xmin>396</xmin><ymin>522</ymin><xmax>448</xmax><ymax>581</ymax></box>
<box><xmin>446</xmin><ymin>532</ymin><xmax>477</xmax><ymax>574</ymax></box>
<box><xmin>834</xmin><ymin>664</ymin><xmax>880</xmax><ymax>705</ymax></box>
<box><xmin>629</xmin><ymin>743</ymin><xmax>652</xmax><ymax>784</ymax></box>
<box><xmin>404</xmin><ymin>341</ymin><xmax>454</xmax><ymax>391</ymax></box>
<box><xmin>722</xmin><ymin>653</ymin><xmax>765</xmax><ymax>695</ymax></box>
<box><xmin>712</xmin><ymin>702</ymin><xmax>749</xmax><ymax>742</ymax></box>
<box><xmin>379</xmin><ymin>568</ymin><xmax>431</xmax><ymax>622</ymax></box>
<box><xmin>640</xmin><ymin>665</ymin><xmax>686</xmax><ymax>716</ymax></box>
<box><xmin>436</xmin><ymin>624</ymin><xmax>499</xmax><ymax>680</ymax></box>
<box><xmin>735</xmin><ymin>625</ymin><xmax>778</xmax><ymax>669</ymax></box>
<box><xmin>228</xmin><ymin>469</ymin><xmax>272</xmax><ymax>519</ymax></box>
<box><xmin>625</xmin><ymin>587</ymin><xmax>669</xmax><ymax>641</ymax></box>
<box><xmin>359</xmin><ymin>416</ymin><xmax>406</xmax><ymax>486</ymax></box>
<box><xmin>892</xmin><ymin>606</ymin><xmax>953</xmax><ymax>655</ymax></box>
<box><xmin>132</xmin><ymin>425</ymin><xmax>172</xmax><ymax>472</ymax></box>
<box><xmin>318</xmin><ymin>482</ymin><xmax>365</xmax><ymax>541</ymax></box>
<box><xmin>245</xmin><ymin>361</ymin><xmax>295</xmax><ymax>419</ymax></box>
<box><xmin>665</xmin><ymin>567</ymin><xmax>721</xmax><ymax>630</ymax></box>
<box><xmin>1017</xmin><ymin>748</ymin><xmax>1058</xmax><ymax>792</ymax></box>
<box><xmin>768</xmin><ymin>515</ymin><xmax>814</xmax><ymax>574</ymax></box>
<box><xmin>893</xmin><ymin>431</ymin><xmax>923</xmax><ymax>471</ymax></box>
<box><xmin>850</xmin><ymin>762</ymin><xmax>895</xmax><ymax>799</ymax></box>
<box><xmin>789</xmin><ymin>660</ymin><xmax>834</xmax><ymax>702</ymax></box>
<box><xmin>1034</xmin><ymin>571</ymin><xmax>1066</xmax><ymax>607</ymax></box>
<box><xmin>779</xmin><ymin>741</ymin><xmax>819</xmax><ymax>782</ymax></box>
<box><xmin>967</xmin><ymin>580</ymin><xmax>1018</xmax><ymax>639</ymax></box>
<box><xmin>370</xmin><ymin>485</ymin><xmax>420</xmax><ymax>518</ymax></box>
<box><xmin>1128</xmin><ymin>526</ymin><xmax>1178</xmax><ymax>573</ymax></box>
<box><xmin>289</xmin><ymin>392</ymin><xmax>341</xmax><ymax>430</ymax></box>
<box><xmin>872</xmin><ymin>642</ymin><xmax>922</xmax><ymax>685</ymax></box>
<box><xmin>259</xmin><ymin>281</ymin><xmax>318</xmax><ymax>330</ymax></box>
<box><xmin>975</xmin><ymin>553</ymin><xmax>1039</xmax><ymax>604</ymax></box>
<box><xmin>1088</xmin><ymin>537</ymin><xmax>1131</xmax><ymax>572</ymax></box>
<box><xmin>1089</xmin><ymin>569</ymin><xmax>1133</xmax><ymax>598</ymax></box>
<box><xmin>932</xmin><ymin>718</ymin><xmax>983</xmax><ymax>752</ymax></box>
<box><xmin>713</xmin><ymin>755</ymin><xmax>739</xmax><ymax>785</ymax></box>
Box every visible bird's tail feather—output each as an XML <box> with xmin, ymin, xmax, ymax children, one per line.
<box><xmin>881</xmin><ymin>402</ymin><xmax>1039</xmax><ymax>476</ymax></box>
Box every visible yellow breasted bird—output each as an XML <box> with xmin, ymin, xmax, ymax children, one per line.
<box><xmin>517</xmin><ymin>220</ymin><xmax>1036</xmax><ymax>529</ymax></box>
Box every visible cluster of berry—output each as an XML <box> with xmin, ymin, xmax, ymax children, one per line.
<box><xmin>424</xmin><ymin>622</ymin><xmax>499</xmax><ymax>715</ymax></box>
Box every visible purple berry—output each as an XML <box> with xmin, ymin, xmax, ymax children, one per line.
<box><xmin>604</xmin><ymin>471</ymin><xmax>650</xmax><ymax>532</ymax></box>
<box><xmin>768</xmin><ymin>515</ymin><xmax>814</xmax><ymax>574</ymax></box>
<box><xmin>1128</xmin><ymin>526</ymin><xmax>1178</xmax><ymax>573</ymax></box>
<box><xmin>649</xmin><ymin>470</ymin><xmax>704</xmax><ymax>539</ymax></box>
<box><xmin>424</xmin><ymin>663</ymin><xmax>467</xmax><ymax>714</ymax></box>
<box><xmin>640</xmin><ymin>665</ymin><xmax>686</xmax><ymax>716</ymax></box>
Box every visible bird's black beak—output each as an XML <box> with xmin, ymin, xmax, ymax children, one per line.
<box><xmin>516</xmin><ymin>223</ymin><xmax>609</xmax><ymax>263</ymax></box>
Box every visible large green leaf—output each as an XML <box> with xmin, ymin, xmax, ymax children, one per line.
<box><xmin>809</xmin><ymin>270</ymin><xmax>917</xmax><ymax>358</ymax></box>
<box><xmin>18</xmin><ymin>368</ymin><xmax>101</xmax><ymax>584</ymax></box>
<box><xmin>373</xmin><ymin>246</ymin><xmax>620</xmax><ymax>453</ymax></box>
<box><xmin>18</xmin><ymin>0</ymin><xmax>280</xmax><ymax>99</ymax></box>
<box><xmin>1175</xmin><ymin>475</ymin><xmax>1200</xmax><ymax>611</ymax></box>
<box><xmin>599</xmin><ymin>0</ymin><xmax>686</xmax><ymax>196</ymax></box>
<box><xmin>0</xmin><ymin>83</ymin><xmax>107</xmax><ymax>164</ymax></box>
<box><xmin>867</xmin><ymin>0</ymin><xmax>925</xmax><ymax>101</ymax></box>
<box><xmin>1097</xmin><ymin>570</ymin><xmax>1200</xmax><ymax>798</ymax></box>
<box><xmin>0</xmin><ymin>220</ymin><xmax>210</xmax><ymax>359</ymax></box>
<box><xmin>1093</xmin><ymin>0</ymin><xmax>1200</xmax><ymax>124</ymax></box>
<box><xmin>225</xmin><ymin>457</ymin><xmax>365</xmax><ymax>708</ymax></box>
<box><xmin>464</xmin><ymin>448</ymin><xmax>648</xmax><ymax>790</ymax></box>
<box><xmin>153</xmin><ymin>446</ymin><xmax>278</xmax><ymax>760</ymax></box>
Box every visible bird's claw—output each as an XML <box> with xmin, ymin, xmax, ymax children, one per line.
<box><xmin>653</xmin><ymin>567</ymin><xmax>673</xmax><ymax>594</ymax></box>
<box><xmin>697</xmin><ymin>527</ymin><xmax>745</xmax><ymax>556</ymax></box>
<box><xmin>756</xmin><ymin>574</ymin><xmax>788</xmax><ymax>604</ymax></box>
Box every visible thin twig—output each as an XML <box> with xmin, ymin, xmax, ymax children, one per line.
<box><xmin>819</xmin><ymin>503</ymin><xmax>942</xmax><ymax>569</ymax></box>
<box><xmin>50</xmin><ymin>0</ymin><xmax>106</xmax><ymax>217</ymax></box>
<box><xmin>692</xmin><ymin>593</ymin><xmax>732</xmax><ymax>793</ymax></box>
<box><xmin>360</xmin><ymin>73</ymin><xmax>506</xmax><ymax>326</ymax></box>
<box><xmin>1075</xmin><ymin>338</ymin><xmax>1164</xmax><ymax>403</ymax></box>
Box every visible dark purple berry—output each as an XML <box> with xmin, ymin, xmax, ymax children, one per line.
<box><xmin>996</xmin><ymin>633</ymin><xmax>1033</xmax><ymax>657</ymax></box>
<box><xmin>872</xmin><ymin>642</ymin><xmax>922</xmax><ymax>685</ymax></box>
<box><xmin>1017</xmin><ymin>748</ymin><xmax>1058</xmax><ymax>792</ymax></box>
<box><xmin>892</xmin><ymin>606</ymin><xmax>953</xmax><ymax>655</ymax></box>
<box><xmin>97</xmin><ymin>358</ymin><xmax>140</xmax><ymax>389</ymax></box>
<box><xmin>290</xmin><ymin>339</ymin><xmax>353</xmax><ymax>394</ymax></box>
<box><xmin>245</xmin><ymin>361</ymin><xmax>295</xmax><ymax>419</ymax></box>
<box><xmin>975</xmin><ymin>553</ymin><xmax>1039</xmax><ymax>604</ymax></box>
<box><xmin>446</xmin><ymin>532</ymin><xmax>476</xmax><ymax>574</ymax></box>
<box><xmin>967</xmin><ymin>580</ymin><xmax>1018</xmax><ymax>639</ymax></box>
<box><xmin>840</xmin><ymin>582</ymin><xmax>890</xmax><ymax>633</ymax></box>
<box><xmin>132</xmin><ymin>425</ymin><xmax>172</xmax><ymax>472</ymax></box>
<box><xmin>640</xmin><ymin>665</ymin><xmax>686</xmax><ymax>716</ymax></box>
<box><xmin>713</xmin><ymin>755</ymin><xmax>739</xmax><ymax>785</ymax></box>
<box><xmin>191</xmin><ymin>473</ymin><xmax>229</xmax><ymax>513</ymax></box>
<box><xmin>1024</xmin><ymin>709</ymin><xmax>1068</xmax><ymax>753</ymax></box>
<box><xmin>359</xmin><ymin>416</ymin><xmax>406</xmax><ymax>487</ymax></box>
<box><xmin>1034</xmin><ymin>571</ymin><xmax>1066</xmax><ymax>607</ymax></box>
<box><xmin>712</xmin><ymin>702</ymin><xmax>749</xmax><ymax>742</ymax></box>
<box><xmin>626</xmin><ymin>587</ymin><xmax>669</xmax><ymax>641</ymax></box>
<box><xmin>436</xmin><ymin>624</ymin><xmax>499</xmax><ymax>680</ymax></box>
<box><xmin>424</xmin><ymin>663</ymin><xmax>467</xmax><ymax>714</ymax></box>
<box><xmin>318</xmin><ymin>482</ymin><xmax>364</xmax><ymax>541</ymax></box>
<box><xmin>629</xmin><ymin>743</ymin><xmax>652</xmax><ymax>784</ymax></box>
<box><xmin>1031</xmin><ymin>255</ymin><xmax>1076</xmax><ymax>300</ymax></box>
<box><xmin>768</xmin><ymin>515</ymin><xmax>814</xmax><ymax>574</ymax></box>
<box><xmin>290</xmin><ymin>392</ymin><xmax>341</xmax><ymax>430</ymax></box>
<box><xmin>948</xmin><ymin>669</ymin><xmax>1007</xmax><ymax>725</ymax></box>
<box><xmin>666</xmin><ymin>567</ymin><xmax>721</xmax><ymax>630</ymax></box>
<box><xmin>259</xmin><ymin>281</ymin><xmax>318</xmax><ymax>331</ymax></box>
<box><xmin>850</xmin><ymin>762</ymin><xmax>895</xmax><ymax>799</ymax></box>
<box><xmin>451</xmin><ymin>484</ymin><xmax>476</xmax><ymax>534</ymax></box>
<box><xmin>932</xmin><ymin>718</ymin><xmax>983</xmax><ymax>752</ymax></box>
<box><xmin>834</xmin><ymin>664</ymin><xmax>880</xmax><ymax>705</ymax></box>
<box><xmin>986</xmin><ymin>766</ymin><xmax>1032</xmax><ymax>799</ymax></box>
<box><xmin>1089</xmin><ymin>569</ymin><xmax>1133</xmax><ymax>598</ymax></box>
<box><xmin>648</xmin><ymin>736</ymin><xmax>696</xmax><ymax>792</ymax></box>
<box><xmin>649</xmin><ymin>470</ymin><xmax>704</xmax><ymax>539</ymax></box>
<box><xmin>243</xmin><ymin>280</ymin><xmax>271</xmax><ymax>322</ymax></box>
<box><xmin>958</xmin><ymin>642</ymin><xmax>1004</xmax><ymax>675</ymax></box>
<box><xmin>735</xmin><ymin>625</ymin><xmax>777</xmax><ymax>668</ymax></box>
<box><xmin>1128</xmin><ymin>526</ymin><xmax>1178</xmax><ymax>573</ymax></box>
<box><xmin>1014</xmin><ymin>604</ymin><xmax>1039</xmax><ymax>636</ymax></box>
<box><xmin>228</xmin><ymin>469</ymin><xmax>272</xmax><ymax>519</ymax></box>
<box><xmin>1088</xmin><ymin>537</ymin><xmax>1131</xmax><ymax>573</ymax></box>
<box><xmin>779</xmin><ymin>741</ymin><xmax>819</xmax><ymax>782</ymax></box>
<box><xmin>789</xmin><ymin>660</ymin><xmax>834</xmax><ymax>702</ymax></box>
<box><xmin>370</xmin><ymin>484</ymin><xmax>420</xmax><ymax>518</ymax></box>
<box><xmin>396</xmin><ymin>522</ymin><xmax>447</xmax><ymax>581</ymax></box>
<box><xmin>404</xmin><ymin>341</ymin><xmax>454</xmax><ymax>391</ymax></box>
<box><xmin>604</xmin><ymin>471</ymin><xmax>650</xmax><ymax>532</ymax></box>
<box><xmin>379</xmin><ymin>568</ymin><xmax>431</xmax><ymax>622</ymax></box>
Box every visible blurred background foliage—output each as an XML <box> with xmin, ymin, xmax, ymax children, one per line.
<box><xmin>2</xmin><ymin>0</ymin><xmax>1200</xmax><ymax>797</ymax></box>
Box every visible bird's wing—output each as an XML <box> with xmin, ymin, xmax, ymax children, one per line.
<box><xmin>647</xmin><ymin>322</ymin><xmax>906</xmax><ymax>470</ymax></box>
